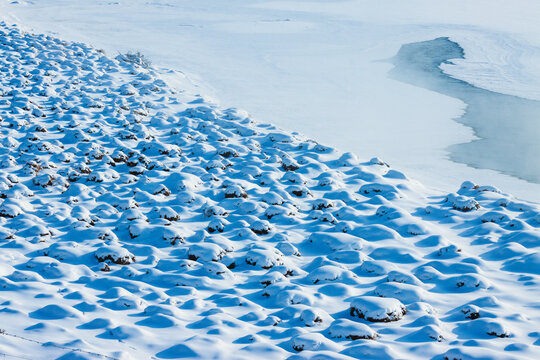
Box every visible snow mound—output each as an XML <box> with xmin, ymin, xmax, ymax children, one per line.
<box><xmin>327</xmin><ymin>319</ymin><xmax>378</xmax><ymax>340</ymax></box>
<box><xmin>350</xmin><ymin>296</ymin><xmax>407</xmax><ymax>322</ymax></box>
<box><xmin>95</xmin><ymin>246</ymin><xmax>135</xmax><ymax>265</ymax></box>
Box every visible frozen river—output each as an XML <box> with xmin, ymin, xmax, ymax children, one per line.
<box><xmin>391</xmin><ymin>37</ymin><xmax>540</xmax><ymax>184</ymax></box>
<box><xmin>1</xmin><ymin>0</ymin><xmax>539</xmax><ymax>201</ymax></box>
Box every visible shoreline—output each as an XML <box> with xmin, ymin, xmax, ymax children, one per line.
<box><xmin>389</xmin><ymin>37</ymin><xmax>540</xmax><ymax>186</ymax></box>
<box><xmin>1</xmin><ymin>0</ymin><xmax>540</xmax><ymax>204</ymax></box>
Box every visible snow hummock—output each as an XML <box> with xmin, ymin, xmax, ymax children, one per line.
<box><xmin>328</xmin><ymin>319</ymin><xmax>378</xmax><ymax>340</ymax></box>
<box><xmin>350</xmin><ymin>296</ymin><xmax>407</xmax><ymax>322</ymax></box>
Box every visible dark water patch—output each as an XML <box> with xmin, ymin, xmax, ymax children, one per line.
<box><xmin>389</xmin><ymin>37</ymin><xmax>540</xmax><ymax>184</ymax></box>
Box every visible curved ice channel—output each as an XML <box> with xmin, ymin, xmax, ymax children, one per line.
<box><xmin>390</xmin><ymin>37</ymin><xmax>540</xmax><ymax>184</ymax></box>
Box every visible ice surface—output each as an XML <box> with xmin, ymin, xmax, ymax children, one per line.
<box><xmin>390</xmin><ymin>37</ymin><xmax>540</xmax><ymax>184</ymax></box>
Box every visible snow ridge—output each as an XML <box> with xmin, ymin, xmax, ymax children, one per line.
<box><xmin>0</xmin><ymin>23</ymin><xmax>540</xmax><ymax>360</ymax></box>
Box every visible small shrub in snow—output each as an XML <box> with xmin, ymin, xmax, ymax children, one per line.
<box><xmin>0</xmin><ymin>203</ymin><xmax>23</xmax><ymax>218</ymax></box>
<box><xmin>480</xmin><ymin>211</ymin><xmax>509</xmax><ymax>224</ymax></box>
<box><xmin>159</xmin><ymin>226</ymin><xmax>185</xmax><ymax>245</ymax></box>
<box><xmin>282</xmin><ymin>171</ymin><xmax>307</xmax><ymax>184</ymax></box>
<box><xmin>98</xmin><ymin>229</ymin><xmax>119</xmax><ymax>242</ymax></box>
<box><xmin>33</xmin><ymin>173</ymin><xmax>55</xmax><ymax>187</ymax></box>
<box><xmin>261</xmin><ymin>192</ymin><xmax>285</xmax><ymax>205</ymax></box>
<box><xmin>276</xmin><ymin>241</ymin><xmax>300</xmax><ymax>257</ymax></box>
<box><xmin>448</xmin><ymin>274</ymin><xmax>490</xmax><ymax>290</ymax></box>
<box><xmin>259</xmin><ymin>271</ymin><xmax>286</xmax><ymax>287</ymax></box>
<box><xmin>71</xmin><ymin>205</ymin><xmax>94</xmax><ymax>225</ymax></box>
<box><xmin>152</xmin><ymin>184</ymin><xmax>172</xmax><ymax>196</ymax></box>
<box><xmin>203</xmin><ymin>262</ymin><xmax>232</xmax><ymax>277</ymax></box>
<box><xmin>281</xmin><ymin>156</ymin><xmax>299</xmax><ymax>171</ymax></box>
<box><xmin>205</xmin><ymin>159</ymin><xmax>227</xmax><ymax>171</ymax></box>
<box><xmin>407</xmin><ymin>324</ymin><xmax>444</xmax><ymax>342</ymax></box>
<box><xmin>118</xmin><ymin>51</ymin><xmax>152</xmax><ymax>68</ymax></box>
<box><xmin>291</xmin><ymin>333</ymin><xmax>329</xmax><ymax>352</ymax></box>
<box><xmin>486</xmin><ymin>322</ymin><xmax>510</xmax><ymax>338</ymax></box>
<box><xmin>288</xmin><ymin>185</ymin><xmax>311</xmax><ymax>198</ymax></box>
<box><xmin>128</xmin><ymin>222</ymin><xmax>145</xmax><ymax>239</ymax></box>
<box><xmin>267</xmin><ymin>132</ymin><xmax>295</xmax><ymax>143</ymax></box>
<box><xmin>155</xmin><ymin>206</ymin><xmax>180</xmax><ymax>221</ymax></box>
<box><xmin>306</xmin><ymin>232</ymin><xmax>363</xmax><ymax>252</ymax></box>
<box><xmin>121</xmin><ymin>208</ymin><xmax>148</xmax><ymax>222</ymax></box>
<box><xmin>386</xmin><ymin>271</ymin><xmax>422</xmax><ymax>286</ymax></box>
<box><xmin>207</xmin><ymin>218</ymin><xmax>228</xmax><ymax>233</ymax></box>
<box><xmin>224</xmin><ymin>185</ymin><xmax>247</xmax><ymax>199</ymax></box>
<box><xmin>435</xmin><ymin>244</ymin><xmax>461</xmax><ymax>258</ymax></box>
<box><xmin>299</xmin><ymin>308</ymin><xmax>324</xmax><ymax>327</ymax></box>
<box><xmin>373</xmin><ymin>282</ymin><xmax>428</xmax><ymax>303</ymax></box>
<box><xmin>245</xmin><ymin>248</ymin><xmax>284</xmax><ymax>269</ymax></box>
<box><xmin>312</xmin><ymin>199</ymin><xmax>334</xmax><ymax>210</ymax></box>
<box><xmin>460</xmin><ymin>319</ymin><xmax>511</xmax><ymax>338</ymax></box>
<box><xmin>350</xmin><ymin>296</ymin><xmax>406</xmax><ymax>322</ymax></box>
<box><xmin>337</xmin><ymin>152</ymin><xmax>359</xmax><ymax>166</ymax></box>
<box><xmin>95</xmin><ymin>246</ymin><xmax>135</xmax><ymax>265</ymax></box>
<box><xmin>461</xmin><ymin>305</ymin><xmax>481</xmax><ymax>320</ymax></box>
<box><xmin>250</xmin><ymin>220</ymin><xmax>272</xmax><ymax>235</ymax></box>
<box><xmin>217</xmin><ymin>147</ymin><xmax>238</xmax><ymax>158</ymax></box>
<box><xmin>188</xmin><ymin>243</ymin><xmax>226</xmax><ymax>262</ymax></box>
<box><xmin>307</xmin><ymin>265</ymin><xmax>347</xmax><ymax>284</ymax></box>
<box><xmin>328</xmin><ymin>319</ymin><xmax>378</xmax><ymax>340</ymax></box>
<box><xmin>260</xmin><ymin>315</ymin><xmax>281</xmax><ymax>327</ymax></box>
<box><xmin>359</xmin><ymin>183</ymin><xmax>399</xmax><ymax>198</ymax></box>
<box><xmin>203</xmin><ymin>205</ymin><xmax>228</xmax><ymax>218</ymax></box>
<box><xmin>445</xmin><ymin>194</ymin><xmax>480</xmax><ymax>212</ymax></box>
<box><xmin>370</xmin><ymin>157</ymin><xmax>389</xmax><ymax>166</ymax></box>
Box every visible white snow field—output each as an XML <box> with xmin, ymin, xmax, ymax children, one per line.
<box><xmin>1</xmin><ymin>0</ymin><xmax>540</xmax><ymax>202</ymax></box>
<box><xmin>1</xmin><ymin>24</ymin><xmax>540</xmax><ymax>360</ymax></box>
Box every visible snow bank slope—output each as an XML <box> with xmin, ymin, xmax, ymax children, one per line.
<box><xmin>4</xmin><ymin>0</ymin><xmax>540</xmax><ymax>203</ymax></box>
<box><xmin>0</xmin><ymin>23</ymin><xmax>540</xmax><ymax>359</ymax></box>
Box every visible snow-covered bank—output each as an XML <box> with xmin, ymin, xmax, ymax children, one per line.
<box><xmin>1</xmin><ymin>0</ymin><xmax>539</xmax><ymax>203</ymax></box>
<box><xmin>1</xmin><ymin>23</ymin><xmax>540</xmax><ymax>360</ymax></box>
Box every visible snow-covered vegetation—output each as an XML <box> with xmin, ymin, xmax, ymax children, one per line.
<box><xmin>0</xmin><ymin>22</ymin><xmax>539</xmax><ymax>360</ymax></box>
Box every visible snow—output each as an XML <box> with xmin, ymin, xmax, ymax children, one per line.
<box><xmin>1</xmin><ymin>0</ymin><xmax>540</xmax><ymax>203</ymax></box>
<box><xmin>0</xmin><ymin>7</ymin><xmax>539</xmax><ymax>360</ymax></box>
<box><xmin>94</xmin><ymin>246</ymin><xmax>136</xmax><ymax>265</ymax></box>
<box><xmin>349</xmin><ymin>296</ymin><xmax>407</xmax><ymax>322</ymax></box>
<box><xmin>327</xmin><ymin>319</ymin><xmax>378</xmax><ymax>340</ymax></box>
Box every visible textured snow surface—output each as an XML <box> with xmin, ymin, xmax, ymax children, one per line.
<box><xmin>2</xmin><ymin>0</ymin><xmax>540</xmax><ymax>203</ymax></box>
<box><xmin>0</xmin><ymin>24</ymin><xmax>540</xmax><ymax>359</ymax></box>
